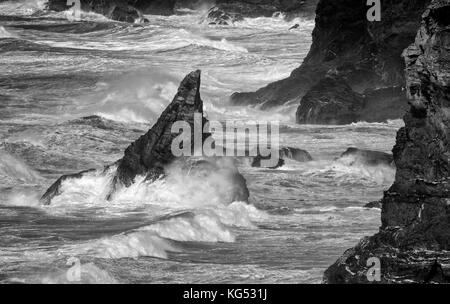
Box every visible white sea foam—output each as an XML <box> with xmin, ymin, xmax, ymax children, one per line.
<box><xmin>66</xmin><ymin>200</ymin><xmax>266</xmax><ymax>260</ymax></box>
<box><xmin>235</xmin><ymin>15</ymin><xmax>315</xmax><ymax>31</ymax></box>
<box><xmin>0</xmin><ymin>0</ymin><xmax>48</xmax><ymax>16</ymax></box>
<box><xmin>0</xmin><ymin>151</ymin><xmax>41</xmax><ymax>186</ymax></box>
<box><xmin>41</xmin><ymin>160</ymin><xmax>266</xmax><ymax>259</ymax></box>
<box><xmin>61</xmin><ymin>9</ymin><xmax>110</xmax><ymax>23</ymax></box>
<box><xmin>81</xmin><ymin>70</ymin><xmax>179</xmax><ymax>124</ymax></box>
<box><xmin>26</xmin><ymin>262</ymin><xmax>118</xmax><ymax>284</ymax></box>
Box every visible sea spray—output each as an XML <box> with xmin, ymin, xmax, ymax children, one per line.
<box><xmin>0</xmin><ymin>26</ymin><xmax>16</xmax><ymax>39</ymax></box>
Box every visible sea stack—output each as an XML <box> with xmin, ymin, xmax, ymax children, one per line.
<box><xmin>324</xmin><ymin>0</ymin><xmax>450</xmax><ymax>283</ymax></box>
<box><xmin>41</xmin><ymin>70</ymin><xmax>249</xmax><ymax>205</ymax></box>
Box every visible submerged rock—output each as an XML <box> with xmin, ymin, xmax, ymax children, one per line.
<box><xmin>296</xmin><ymin>80</ymin><xmax>410</xmax><ymax>125</ymax></box>
<box><xmin>364</xmin><ymin>201</ymin><xmax>381</xmax><ymax>209</ymax></box>
<box><xmin>295</xmin><ymin>74</ymin><xmax>365</xmax><ymax>125</ymax></box>
<box><xmin>338</xmin><ymin>148</ymin><xmax>393</xmax><ymax>167</ymax></box>
<box><xmin>324</xmin><ymin>0</ymin><xmax>450</xmax><ymax>284</ymax></box>
<box><xmin>41</xmin><ymin>70</ymin><xmax>249</xmax><ymax>205</ymax></box>
<box><xmin>204</xmin><ymin>6</ymin><xmax>244</xmax><ymax>25</ymax></box>
<box><xmin>251</xmin><ymin>147</ymin><xmax>312</xmax><ymax>169</ymax></box>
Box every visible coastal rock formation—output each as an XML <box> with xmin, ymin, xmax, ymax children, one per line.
<box><xmin>41</xmin><ymin>71</ymin><xmax>249</xmax><ymax>205</ymax></box>
<box><xmin>324</xmin><ymin>0</ymin><xmax>450</xmax><ymax>283</ymax></box>
<box><xmin>295</xmin><ymin>74</ymin><xmax>365</xmax><ymax>124</ymax></box>
<box><xmin>280</xmin><ymin>147</ymin><xmax>313</xmax><ymax>162</ymax></box>
<box><xmin>205</xmin><ymin>0</ymin><xmax>318</xmax><ymax>25</ymax></box>
<box><xmin>231</xmin><ymin>0</ymin><xmax>430</xmax><ymax>122</ymax></box>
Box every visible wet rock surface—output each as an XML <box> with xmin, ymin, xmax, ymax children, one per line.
<box><xmin>324</xmin><ymin>0</ymin><xmax>450</xmax><ymax>284</ymax></box>
<box><xmin>295</xmin><ymin>74</ymin><xmax>365</xmax><ymax>125</ymax></box>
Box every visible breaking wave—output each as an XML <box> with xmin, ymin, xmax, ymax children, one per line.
<box><xmin>297</xmin><ymin>158</ymin><xmax>396</xmax><ymax>186</ymax></box>
<box><xmin>0</xmin><ymin>0</ymin><xmax>48</xmax><ymax>16</ymax></box>
<box><xmin>0</xmin><ymin>26</ymin><xmax>15</xmax><ymax>38</ymax></box>
<box><xmin>41</xmin><ymin>162</ymin><xmax>266</xmax><ymax>259</ymax></box>
<box><xmin>0</xmin><ymin>150</ymin><xmax>41</xmax><ymax>186</ymax></box>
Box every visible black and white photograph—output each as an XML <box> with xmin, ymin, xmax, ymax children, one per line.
<box><xmin>0</xmin><ymin>0</ymin><xmax>448</xmax><ymax>288</ymax></box>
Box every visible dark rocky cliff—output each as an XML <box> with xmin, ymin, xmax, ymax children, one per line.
<box><xmin>231</xmin><ymin>0</ymin><xmax>430</xmax><ymax>123</ymax></box>
<box><xmin>324</xmin><ymin>0</ymin><xmax>450</xmax><ymax>283</ymax></box>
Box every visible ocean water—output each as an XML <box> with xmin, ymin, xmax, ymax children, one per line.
<box><xmin>0</xmin><ymin>1</ymin><xmax>402</xmax><ymax>283</ymax></box>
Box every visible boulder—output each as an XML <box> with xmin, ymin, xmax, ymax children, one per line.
<box><xmin>204</xmin><ymin>6</ymin><xmax>244</xmax><ymax>25</ymax></box>
<box><xmin>230</xmin><ymin>0</ymin><xmax>431</xmax><ymax>118</ymax></box>
<box><xmin>338</xmin><ymin>148</ymin><xmax>393</xmax><ymax>167</ymax></box>
<box><xmin>364</xmin><ymin>201</ymin><xmax>381</xmax><ymax>209</ymax></box>
<box><xmin>324</xmin><ymin>0</ymin><xmax>450</xmax><ymax>284</ymax></box>
<box><xmin>280</xmin><ymin>147</ymin><xmax>313</xmax><ymax>162</ymax></box>
<box><xmin>251</xmin><ymin>147</ymin><xmax>312</xmax><ymax>169</ymax></box>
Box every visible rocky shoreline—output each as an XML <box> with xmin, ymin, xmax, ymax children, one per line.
<box><xmin>324</xmin><ymin>0</ymin><xmax>450</xmax><ymax>283</ymax></box>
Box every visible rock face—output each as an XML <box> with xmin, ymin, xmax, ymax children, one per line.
<box><xmin>231</xmin><ymin>0</ymin><xmax>430</xmax><ymax>123</ymax></box>
<box><xmin>296</xmin><ymin>82</ymin><xmax>410</xmax><ymax>124</ymax></box>
<box><xmin>205</xmin><ymin>0</ymin><xmax>318</xmax><ymax>25</ymax></box>
<box><xmin>324</xmin><ymin>0</ymin><xmax>450</xmax><ymax>284</ymax></box>
<box><xmin>280</xmin><ymin>147</ymin><xmax>313</xmax><ymax>162</ymax></box>
<box><xmin>295</xmin><ymin>74</ymin><xmax>365</xmax><ymax>124</ymax></box>
<box><xmin>113</xmin><ymin>70</ymin><xmax>205</xmax><ymax>188</ymax></box>
<box><xmin>41</xmin><ymin>71</ymin><xmax>249</xmax><ymax>205</ymax></box>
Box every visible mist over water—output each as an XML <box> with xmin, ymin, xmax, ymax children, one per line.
<box><xmin>0</xmin><ymin>2</ymin><xmax>401</xmax><ymax>283</ymax></box>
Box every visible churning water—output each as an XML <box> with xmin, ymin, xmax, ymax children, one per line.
<box><xmin>0</xmin><ymin>1</ymin><xmax>401</xmax><ymax>283</ymax></box>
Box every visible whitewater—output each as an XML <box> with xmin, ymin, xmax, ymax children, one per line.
<box><xmin>0</xmin><ymin>1</ymin><xmax>401</xmax><ymax>283</ymax></box>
